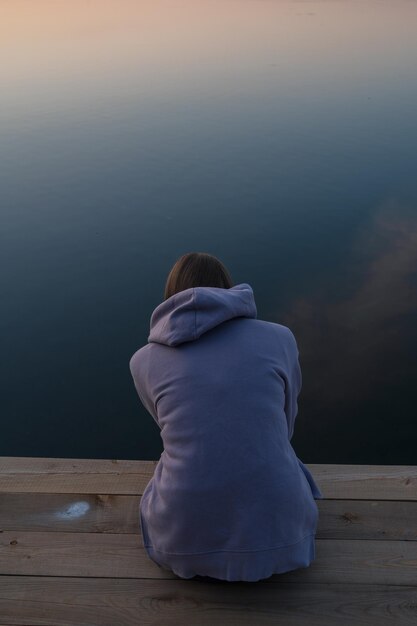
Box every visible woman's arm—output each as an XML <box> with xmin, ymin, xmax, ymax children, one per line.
<box><xmin>281</xmin><ymin>328</ymin><xmax>302</xmax><ymax>441</ymax></box>
<box><xmin>129</xmin><ymin>350</ymin><xmax>161</xmax><ymax>429</ymax></box>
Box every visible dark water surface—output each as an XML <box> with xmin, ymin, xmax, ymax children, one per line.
<box><xmin>1</xmin><ymin>1</ymin><xmax>416</xmax><ymax>463</ymax></box>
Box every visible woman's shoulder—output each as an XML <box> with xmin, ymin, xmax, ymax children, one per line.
<box><xmin>243</xmin><ymin>317</ymin><xmax>298</xmax><ymax>344</ymax></box>
<box><xmin>129</xmin><ymin>342</ymin><xmax>152</xmax><ymax>375</ymax></box>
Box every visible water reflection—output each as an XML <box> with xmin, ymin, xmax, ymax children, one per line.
<box><xmin>282</xmin><ymin>201</ymin><xmax>417</xmax><ymax>461</ymax></box>
<box><xmin>1</xmin><ymin>1</ymin><xmax>417</xmax><ymax>461</ymax></box>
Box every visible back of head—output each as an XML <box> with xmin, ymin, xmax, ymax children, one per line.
<box><xmin>164</xmin><ymin>252</ymin><xmax>233</xmax><ymax>300</ymax></box>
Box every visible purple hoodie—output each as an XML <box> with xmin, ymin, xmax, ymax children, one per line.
<box><xmin>129</xmin><ymin>283</ymin><xmax>323</xmax><ymax>582</ymax></box>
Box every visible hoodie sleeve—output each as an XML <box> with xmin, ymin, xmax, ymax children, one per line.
<box><xmin>129</xmin><ymin>350</ymin><xmax>160</xmax><ymax>429</ymax></box>
<box><xmin>280</xmin><ymin>329</ymin><xmax>324</xmax><ymax>499</ymax></box>
<box><xmin>297</xmin><ymin>457</ymin><xmax>324</xmax><ymax>499</ymax></box>
<box><xmin>281</xmin><ymin>328</ymin><xmax>302</xmax><ymax>442</ymax></box>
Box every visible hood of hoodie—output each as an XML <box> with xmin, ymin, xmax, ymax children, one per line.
<box><xmin>148</xmin><ymin>283</ymin><xmax>257</xmax><ymax>347</ymax></box>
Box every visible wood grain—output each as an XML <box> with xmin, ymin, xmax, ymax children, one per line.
<box><xmin>1</xmin><ymin>530</ymin><xmax>417</xmax><ymax>585</ymax></box>
<box><xmin>0</xmin><ymin>577</ymin><xmax>416</xmax><ymax>626</ymax></box>
<box><xmin>0</xmin><ymin>493</ymin><xmax>140</xmax><ymax>533</ymax></box>
<box><xmin>1</xmin><ymin>458</ymin><xmax>417</xmax><ymax>625</ymax></box>
<box><xmin>0</xmin><ymin>457</ymin><xmax>158</xmax><ymax>474</ymax></box>
<box><xmin>0</xmin><ymin>457</ymin><xmax>156</xmax><ymax>494</ymax></box>
<box><xmin>1</xmin><ymin>458</ymin><xmax>417</xmax><ymax>499</ymax></box>
<box><xmin>1</xmin><ymin>493</ymin><xmax>417</xmax><ymax>541</ymax></box>
<box><xmin>311</xmin><ymin>464</ymin><xmax>417</xmax><ymax>501</ymax></box>
<box><xmin>316</xmin><ymin>499</ymin><xmax>417</xmax><ymax>540</ymax></box>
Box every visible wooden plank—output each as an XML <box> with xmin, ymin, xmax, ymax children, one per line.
<box><xmin>0</xmin><ymin>577</ymin><xmax>416</xmax><ymax>626</ymax></box>
<box><xmin>0</xmin><ymin>457</ymin><xmax>158</xmax><ymax>474</ymax></box>
<box><xmin>311</xmin><ymin>464</ymin><xmax>417</xmax><ymax>501</ymax></box>
<box><xmin>1</xmin><ymin>494</ymin><xmax>417</xmax><ymax>541</ymax></box>
<box><xmin>316</xmin><ymin>499</ymin><xmax>417</xmax><ymax>540</ymax></box>
<box><xmin>0</xmin><ymin>457</ymin><xmax>156</xmax><ymax>495</ymax></box>
<box><xmin>0</xmin><ymin>530</ymin><xmax>150</xmax><ymax>579</ymax></box>
<box><xmin>1</xmin><ymin>458</ymin><xmax>417</xmax><ymax>499</ymax></box>
<box><xmin>0</xmin><ymin>493</ymin><xmax>140</xmax><ymax>534</ymax></box>
<box><xmin>0</xmin><ymin>472</ymin><xmax>150</xmax><ymax>494</ymax></box>
<box><xmin>1</xmin><ymin>531</ymin><xmax>417</xmax><ymax>585</ymax></box>
<box><xmin>282</xmin><ymin>538</ymin><xmax>417</xmax><ymax>585</ymax></box>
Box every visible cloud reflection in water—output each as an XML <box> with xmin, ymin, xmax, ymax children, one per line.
<box><xmin>281</xmin><ymin>200</ymin><xmax>417</xmax><ymax>461</ymax></box>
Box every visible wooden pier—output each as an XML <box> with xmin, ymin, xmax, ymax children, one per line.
<box><xmin>0</xmin><ymin>457</ymin><xmax>416</xmax><ymax>625</ymax></box>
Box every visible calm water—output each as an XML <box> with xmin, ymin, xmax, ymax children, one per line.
<box><xmin>1</xmin><ymin>0</ymin><xmax>416</xmax><ymax>463</ymax></box>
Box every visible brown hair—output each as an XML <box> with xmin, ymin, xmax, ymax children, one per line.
<box><xmin>164</xmin><ymin>252</ymin><xmax>233</xmax><ymax>300</ymax></box>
